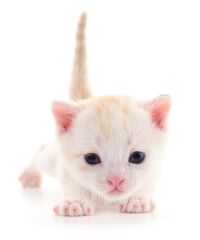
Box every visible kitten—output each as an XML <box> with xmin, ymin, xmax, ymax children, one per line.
<box><xmin>19</xmin><ymin>13</ymin><xmax>171</xmax><ymax>216</ymax></box>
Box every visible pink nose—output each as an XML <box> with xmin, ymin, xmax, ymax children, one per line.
<box><xmin>107</xmin><ymin>176</ymin><xmax>125</xmax><ymax>187</ymax></box>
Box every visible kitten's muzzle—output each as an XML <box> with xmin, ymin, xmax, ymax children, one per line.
<box><xmin>106</xmin><ymin>176</ymin><xmax>125</xmax><ymax>187</ymax></box>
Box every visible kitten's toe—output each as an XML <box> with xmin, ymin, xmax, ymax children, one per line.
<box><xmin>18</xmin><ymin>170</ymin><xmax>41</xmax><ymax>188</ymax></box>
<box><xmin>53</xmin><ymin>200</ymin><xmax>97</xmax><ymax>217</ymax></box>
<box><xmin>120</xmin><ymin>196</ymin><xmax>155</xmax><ymax>214</ymax></box>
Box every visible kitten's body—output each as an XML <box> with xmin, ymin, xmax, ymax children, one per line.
<box><xmin>19</xmin><ymin>13</ymin><xmax>171</xmax><ymax>216</ymax></box>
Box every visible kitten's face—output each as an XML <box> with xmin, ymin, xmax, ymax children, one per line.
<box><xmin>54</xmin><ymin>95</ymin><xmax>170</xmax><ymax>201</ymax></box>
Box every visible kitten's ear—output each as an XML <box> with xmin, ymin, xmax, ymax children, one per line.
<box><xmin>52</xmin><ymin>101</ymin><xmax>79</xmax><ymax>134</ymax></box>
<box><xmin>144</xmin><ymin>95</ymin><xmax>171</xmax><ymax>130</ymax></box>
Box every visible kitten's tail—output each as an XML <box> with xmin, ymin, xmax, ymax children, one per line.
<box><xmin>69</xmin><ymin>12</ymin><xmax>92</xmax><ymax>102</ymax></box>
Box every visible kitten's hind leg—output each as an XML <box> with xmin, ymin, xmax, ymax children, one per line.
<box><xmin>19</xmin><ymin>168</ymin><xmax>41</xmax><ymax>188</ymax></box>
<box><xmin>19</xmin><ymin>142</ymin><xmax>58</xmax><ymax>188</ymax></box>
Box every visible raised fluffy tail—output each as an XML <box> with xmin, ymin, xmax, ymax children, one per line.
<box><xmin>69</xmin><ymin>12</ymin><xmax>92</xmax><ymax>102</ymax></box>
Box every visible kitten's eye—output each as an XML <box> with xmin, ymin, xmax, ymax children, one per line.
<box><xmin>129</xmin><ymin>151</ymin><xmax>145</xmax><ymax>164</ymax></box>
<box><xmin>84</xmin><ymin>153</ymin><xmax>101</xmax><ymax>165</ymax></box>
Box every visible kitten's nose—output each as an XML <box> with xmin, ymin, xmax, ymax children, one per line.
<box><xmin>107</xmin><ymin>176</ymin><xmax>125</xmax><ymax>187</ymax></box>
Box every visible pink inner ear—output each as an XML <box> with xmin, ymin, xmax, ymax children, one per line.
<box><xmin>52</xmin><ymin>101</ymin><xmax>77</xmax><ymax>134</ymax></box>
<box><xmin>148</xmin><ymin>95</ymin><xmax>171</xmax><ymax>130</ymax></box>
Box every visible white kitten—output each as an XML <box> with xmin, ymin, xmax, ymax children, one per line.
<box><xmin>19</xmin><ymin>13</ymin><xmax>171</xmax><ymax>216</ymax></box>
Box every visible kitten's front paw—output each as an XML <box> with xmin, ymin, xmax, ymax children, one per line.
<box><xmin>120</xmin><ymin>196</ymin><xmax>155</xmax><ymax>214</ymax></box>
<box><xmin>18</xmin><ymin>170</ymin><xmax>41</xmax><ymax>188</ymax></box>
<box><xmin>53</xmin><ymin>200</ymin><xmax>97</xmax><ymax>217</ymax></box>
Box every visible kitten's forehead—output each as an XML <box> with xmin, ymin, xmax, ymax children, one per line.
<box><xmin>89</xmin><ymin>95</ymin><xmax>133</xmax><ymax>139</ymax></box>
<box><xmin>77</xmin><ymin>95</ymin><xmax>151</xmax><ymax>156</ymax></box>
<box><xmin>82</xmin><ymin>95</ymin><xmax>150</xmax><ymax>150</ymax></box>
<box><xmin>81</xmin><ymin>95</ymin><xmax>148</xmax><ymax>165</ymax></box>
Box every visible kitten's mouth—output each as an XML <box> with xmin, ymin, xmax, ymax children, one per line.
<box><xmin>109</xmin><ymin>188</ymin><xmax>123</xmax><ymax>194</ymax></box>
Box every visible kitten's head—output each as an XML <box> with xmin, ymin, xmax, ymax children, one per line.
<box><xmin>52</xmin><ymin>95</ymin><xmax>171</xmax><ymax>201</ymax></box>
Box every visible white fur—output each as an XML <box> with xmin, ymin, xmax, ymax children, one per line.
<box><xmin>19</xmin><ymin>95</ymin><xmax>169</xmax><ymax>215</ymax></box>
<box><xmin>19</xmin><ymin>13</ymin><xmax>170</xmax><ymax>216</ymax></box>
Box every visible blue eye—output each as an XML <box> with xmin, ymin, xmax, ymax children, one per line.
<box><xmin>84</xmin><ymin>153</ymin><xmax>101</xmax><ymax>165</ymax></box>
<box><xmin>129</xmin><ymin>151</ymin><xmax>145</xmax><ymax>164</ymax></box>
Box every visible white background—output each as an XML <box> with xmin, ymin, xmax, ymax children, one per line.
<box><xmin>0</xmin><ymin>0</ymin><xmax>200</xmax><ymax>239</ymax></box>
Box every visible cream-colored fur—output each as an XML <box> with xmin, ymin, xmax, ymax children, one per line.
<box><xmin>19</xmin><ymin>13</ymin><xmax>171</xmax><ymax>217</ymax></box>
<box><xmin>69</xmin><ymin>12</ymin><xmax>92</xmax><ymax>102</ymax></box>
